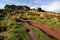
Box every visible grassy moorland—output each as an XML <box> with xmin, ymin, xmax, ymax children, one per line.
<box><xmin>0</xmin><ymin>13</ymin><xmax>29</xmax><ymax>40</ymax></box>
<box><xmin>22</xmin><ymin>12</ymin><xmax>60</xmax><ymax>29</ymax></box>
<box><xmin>0</xmin><ymin>5</ymin><xmax>60</xmax><ymax>40</ymax></box>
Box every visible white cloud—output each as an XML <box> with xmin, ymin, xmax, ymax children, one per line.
<box><xmin>41</xmin><ymin>1</ymin><xmax>60</xmax><ymax>12</ymax></box>
<box><xmin>0</xmin><ymin>3</ymin><xmax>5</xmax><ymax>9</ymax></box>
<box><xmin>30</xmin><ymin>5</ymin><xmax>39</xmax><ymax>9</ymax></box>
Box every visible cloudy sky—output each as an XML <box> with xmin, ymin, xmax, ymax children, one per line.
<box><xmin>0</xmin><ymin>0</ymin><xmax>60</xmax><ymax>12</ymax></box>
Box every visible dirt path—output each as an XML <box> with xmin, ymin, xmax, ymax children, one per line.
<box><xmin>21</xmin><ymin>22</ymin><xmax>39</xmax><ymax>40</ymax></box>
<box><xmin>50</xmin><ymin>28</ymin><xmax>60</xmax><ymax>35</ymax></box>
<box><xmin>0</xmin><ymin>31</ymin><xmax>8</xmax><ymax>40</ymax></box>
<box><xmin>28</xmin><ymin>20</ymin><xmax>60</xmax><ymax>40</ymax></box>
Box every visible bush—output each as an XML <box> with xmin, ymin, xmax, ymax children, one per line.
<box><xmin>7</xmin><ymin>21</ymin><xmax>28</xmax><ymax>40</ymax></box>
<box><xmin>0</xmin><ymin>36</ymin><xmax>4</xmax><ymax>40</ymax></box>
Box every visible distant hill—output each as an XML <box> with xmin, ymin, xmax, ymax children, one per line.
<box><xmin>4</xmin><ymin>5</ymin><xmax>45</xmax><ymax>12</ymax></box>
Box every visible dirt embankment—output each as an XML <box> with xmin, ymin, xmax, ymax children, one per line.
<box><xmin>28</xmin><ymin>20</ymin><xmax>60</xmax><ymax>40</ymax></box>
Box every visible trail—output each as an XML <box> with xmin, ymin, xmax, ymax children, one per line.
<box><xmin>28</xmin><ymin>20</ymin><xmax>60</xmax><ymax>40</ymax></box>
<box><xmin>0</xmin><ymin>31</ymin><xmax>8</xmax><ymax>40</ymax></box>
<box><xmin>21</xmin><ymin>22</ymin><xmax>39</xmax><ymax>40</ymax></box>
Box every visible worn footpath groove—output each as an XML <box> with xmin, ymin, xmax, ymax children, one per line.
<box><xmin>28</xmin><ymin>20</ymin><xmax>60</xmax><ymax>40</ymax></box>
<box><xmin>0</xmin><ymin>31</ymin><xmax>8</xmax><ymax>40</ymax></box>
<box><xmin>21</xmin><ymin>22</ymin><xmax>39</xmax><ymax>40</ymax></box>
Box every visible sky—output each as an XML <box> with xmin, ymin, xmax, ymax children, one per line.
<box><xmin>0</xmin><ymin>0</ymin><xmax>60</xmax><ymax>12</ymax></box>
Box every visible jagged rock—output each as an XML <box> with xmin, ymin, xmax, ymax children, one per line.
<box><xmin>21</xmin><ymin>6</ymin><xmax>30</xmax><ymax>10</ymax></box>
<box><xmin>37</xmin><ymin>8</ymin><xmax>45</xmax><ymax>12</ymax></box>
<box><xmin>4</xmin><ymin>5</ymin><xmax>30</xmax><ymax>11</ymax></box>
<box><xmin>4</xmin><ymin>5</ymin><xmax>22</xmax><ymax>10</ymax></box>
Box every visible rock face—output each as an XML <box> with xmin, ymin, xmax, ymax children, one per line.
<box><xmin>4</xmin><ymin>5</ymin><xmax>45</xmax><ymax>12</ymax></box>
<box><xmin>37</xmin><ymin>8</ymin><xmax>45</xmax><ymax>12</ymax></box>
<box><xmin>4</xmin><ymin>5</ymin><xmax>30</xmax><ymax>11</ymax></box>
<box><xmin>22</xmin><ymin>6</ymin><xmax>30</xmax><ymax>11</ymax></box>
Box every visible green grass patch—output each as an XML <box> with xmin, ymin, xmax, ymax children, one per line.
<box><xmin>7</xmin><ymin>20</ymin><xmax>28</xmax><ymax>40</ymax></box>
<box><xmin>31</xmin><ymin>15</ymin><xmax>60</xmax><ymax>28</ymax></box>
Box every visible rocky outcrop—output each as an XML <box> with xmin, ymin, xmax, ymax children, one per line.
<box><xmin>4</xmin><ymin>5</ymin><xmax>30</xmax><ymax>11</ymax></box>
<box><xmin>4</xmin><ymin>5</ymin><xmax>45</xmax><ymax>12</ymax></box>
<box><xmin>37</xmin><ymin>8</ymin><xmax>45</xmax><ymax>12</ymax></box>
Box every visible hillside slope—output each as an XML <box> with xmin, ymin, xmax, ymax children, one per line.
<box><xmin>0</xmin><ymin>5</ymin><xmax>60</xmax><ymax>40</ymax></box>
